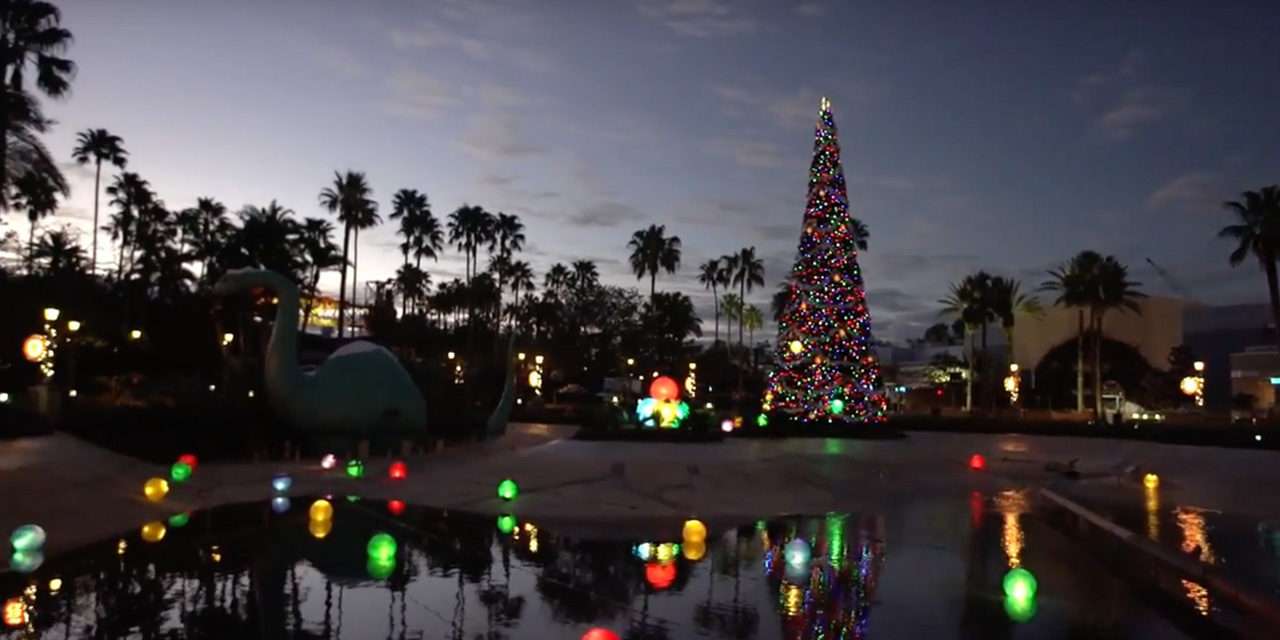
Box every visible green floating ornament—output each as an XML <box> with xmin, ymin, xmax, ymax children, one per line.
<box><xmin>497</xmin><ymin>514</ymin><xmax>517</xmax><ymax>535</ymax></box>
<box><xmin>170</xmin><ymin>461</ymin><xmax>193</xmax><ymax>483</ymax></box>
<box><xmin>829</xmin><ymin>398</ymin><xmax>845</xmax><ymax>415</ymax></box>
<box><xmin>367</xmin><ymin>532</ymin><xmax>397</xmax><ymax>562</ymax></box>
<box><xmin>345</xmin><ymin>459</ymin><xmax>364</xmax><ymax>478</ymax></box>
<box><xmin>9</xmin><ymin>524</ymin><xmax>45</xmax><ymax>552</ymax></box>
<box><xmin>497</xmin><ymin>478</ymin><xmax>519</xmax><ymax>501</ymax></box>
<box><xmin>167</xmin><ymin>513</ymin><xmax>191</xmax><ymax>528</ymax></box>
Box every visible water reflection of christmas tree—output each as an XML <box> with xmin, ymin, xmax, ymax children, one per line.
<box><xmin>760</xmin><ymin>514</ymin><xmax>885</xmax><ymax>640</ymax></box>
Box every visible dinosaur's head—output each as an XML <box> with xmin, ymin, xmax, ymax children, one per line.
<box><xmin>213</xmin><ymin>268</ymin><xmax>265</xmax><ymax>297</ymax></box>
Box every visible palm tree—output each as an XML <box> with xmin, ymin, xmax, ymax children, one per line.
<box><xmin>447</xmin><ymin>204</ymin><xmax>494</xmax><ymax>284</ymax></box>
<box><xmin>851</xmin><ymin>219</ymin><xmax>870</xmax><ymax>251</ymax></box>
<box><xmin>104</xmin><ymin>172</ymin><xmax>153</xmax><ymax>280</ymax></box>
<box><xmin>31</xmin><ymin>228</ymin><xmax>85</xmax><ymax>277</ymax></box>
<box><xmin>390</xmin><ymin>188</ymin><xmax>426</xmax><ymax>267</ymax></box>
<box><xmin>987</xmin><ymin>276</ymin><xmax>1041</xmax><ymax>368</ymax></box>
<box><xmin>233</xmin><ymin>200</ymin><xmax>302</xmax><ymax>279</ymax></box>
<box><xmin>939</xmin><ymin>274</ymin><xmax>995</xmax><ymax>412</ymax></box>
<box><xmin>544</xmin><ymin>262</ymin><xmax>570</xmax><ymax>299</ymax></box>
<box><xmin>10</xmin><ymin>169</ymin><xmax>58</xmax><ymax>271</ymax></box>
<box><xmin>570</xmin><ymin>259</ymin><xmax>599</xmax><ymax>292</ymax></box>
<box><xmin>721</xmin><ymin>292</ymin><xmax>743</xmax><ymax>345</ymax></box>
<box><xmin>0</xmin><ymin>0</ymin><xmax>74</xmax><ymax>197</ymax></box>
<box><xmin>719</xmin><ymin>254</ymin><xmax>739</xmax><ymax>344</ymax></box>
<box><xmin>318</xmin><ymin>171</ymin><xmax>374</xmax><ymax>337</ymax></box>
<box><xmin>70</xmin><ymin>129</ymin><xmax>127</xmax><ymax>275</ymax></box>
<box><xmin>348</xmin><ymin>198</ymin><xmax>380</xmax><ymax>320</ymax></box>
<box><xmin>731</xmin><ymin>247</ymin><xmax>765</xmax><ymax>347</ymax></box>
<box><xmin>627</xmin><ymin>224</ymin><xmax>682</xmax><ymax>299</ymax></box>
<box><xmin>1088</xmin><ymin>256</ymin><xmax>1145</xmax><ymax>418</ymax></box>
<box><xmin>698</xmin><ymin>258</ymin><xmax>724</xmax><ymax>345</ymax></box>
<box><xmin>184</xmin><ymin>197</ymin><xmax>229</xmax><ymax>284</ymax></box>
<box><xmin>506</xmin><ymin>260</ymin><xmax>535</xmax><ymax>326</ymax></box>
<box><xmin>1042</xmin><ymin>251</ymin><xmax>1103</xmax><ymax>413</ymax></box>
<box><xmin>1220</xmin><ymin>186</ymin><xmax>1280</xmax><ymax>353</ymax></box>
<box><xmin>489</xmin><ymin>212</ymin><xmax>525</xmax><ymax>324</ymax></box>
<box><xmin>298</xmin><ymin>217</ymin><xmax>342</xmax><ymax>333</ymax></box>
<box><xmin>412</xmin><ymin>208</ymin><xmax>444</xmax><ymax>268</ymax></box>
<box><xmin>3</xmin><ymin>89</ymin><xmax>64</xmax><ymax>210</ymax></box>
<box><xmin>742</xmin><ymin>304</ymin><xmax>763</xmax><ymax>366</ymax></box>
<box><xmin>394</xmin><ymin>263</ymin><xmax>430</xmax><ymax>316</ymax></box>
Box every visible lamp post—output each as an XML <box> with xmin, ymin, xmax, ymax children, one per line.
<box><xmin>1180</xmin><ymin>361</ymin><xmax>1205</xmax><ymax>408</ymax></box>
<box><xmin>1003</xmin><ymin>363</ymin><xmax>1021</xmax><ymax>406</ymax></box>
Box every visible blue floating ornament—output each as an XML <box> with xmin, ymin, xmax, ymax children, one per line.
<box><xmin>271</xmin><ymin>496</ymin><xmax>291</xmax><ymax>514</ymax></box>
<box><xmin>271</xmin><ymin>473</ymin><xmax>292</xmax><ymax>493</ymax></box>
<box><xmin>9</xmin><ymin>550</ymin><xmax>43</xmax><ymax>573</ymax></box>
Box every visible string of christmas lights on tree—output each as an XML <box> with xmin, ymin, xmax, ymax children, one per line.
<box><xmin>764</xmin><ymin>97</ymin><xmax>887</xmax><ymax>425</ymax></box>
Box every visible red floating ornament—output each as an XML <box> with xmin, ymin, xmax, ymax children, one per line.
<box><xmin>387</xmin><ymin>499</ymin><xmax>406</xmax><ymax>516</ymax></box>
<box><xmin>177</xmin><ymin>453</ymin><xmax>198</xmax><ymax>470</ymax></box>
<box><xmin>645</xmin><ymin>561</ymin><xmax>676</xmax><ymax>590</ymax></box>
<box><xmin>648</xmin><ymin>376</ymin><xmax>680</xmax><ymax>402</ymax></box>
<box><xmin>581</xmin><ymin>629</ymin><xmax>620</xmax><ymax>640</ymax></box>
<box><xmin>388</xmin><ymin>461</ymin><xmax>407</xmax><ymax>480</ymax></box>
<box><xmin>968</xmin><ymin>453</ymin><xmax>986</xmax><ymax>471</ymax></box>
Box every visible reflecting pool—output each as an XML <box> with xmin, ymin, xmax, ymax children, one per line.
<box><xmin>2</xmin><ymin>495</ymin><xmax>1205</xmax><ymax>638</ymax></box>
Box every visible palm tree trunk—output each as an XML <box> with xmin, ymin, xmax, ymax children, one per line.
<box><xmin>712</xmin><ymin>285</ymin><xmax>719</xmax><ymax>345</ymax></box>
<box><xmin>352</xmin><ymin>227</ymin><xmax>360</xmax><ymax>334</ymax></box>
<box><xmin>27</xmin><ymin>221</ymin><xmax>35</xmax><ymax>274</ymax></box>
<box><xmin>91</xmin><ymin>160</ymin><xmax>102</xmax><ymax>276</ymax></box>
<box><xmin>979</xmin><ymin>321</ymin><xmax>989</xmax><ymax>408</ymax></box>
<box><xmin>739</xmin><ymin>280</ymin><xmax>746</xmax><ymax>347</ymax></box>
<box><xmin>964</xmin><ymin>328</ymin><xmax>973</xmax><ymax>412</ymax></box>
<box><xmin>1093</xmin><ymin>311</ymin><xmax>1104</xmax><ymax>420</ymax></box>
<box><xmin>337</xmin><ymin>222</ymin><xmax>351</xmax><ymax>338</ymax></box>
<box><xmin>1265</xmin><ymin>257</ymin><xmax>1280</xmax><ymax>354</ymax></box>
<box><xmin>650</xmin><ymin>271</ymin><xmax>656</xmax><ymax>300</ymax></box>
<box><xmin>1075</xmin><ymin>309</ymin><xmax>1084</xmax><ymax>412</ymax></box>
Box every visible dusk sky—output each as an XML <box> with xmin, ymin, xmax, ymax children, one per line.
<box><xmin>28</xmin><ymin>0</ymin><xmax>1280</xmax><ymax>342</ymax></box>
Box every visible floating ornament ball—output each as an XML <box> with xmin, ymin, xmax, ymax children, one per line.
<box><xmin>388</xmin><ymin>460</ymin><xmax>407</xmax><ymax>480</ymax></box>
<box><xmin>386</xmin><ymin>499</ymin><xmax>406</xmax><ymax>516</ymax></box>
<box><xmin>271</xmin><ymin>496</ymin><xmax>291</xmax><ymax>514</ymax></box>
<box><xmin>829</xmin><ymin>398</ymin><xmax>845</xmax><ymax>415</ymax></box>
<box><xmin>682</xmin><ymin>519</ymin><xmax>708</xmax><ymax>544</ymax></box>
<box><xmin>645</xmin><ymin>561</ymin><xmax>676</xmax><ymax>590</ymax></box>
<box><xmin>367</xmin><ymin>555</ymin><xmax>395</xmax><ymax>580</ymax></box>
<box><xmin>497</xmin><ymin>514</ymin><xmax>517</xmax><ymax>535</ymax></box>
<box><xmin>169</xmin><ymin>461</ymin><xmax>192</xmax><ymax>483</ymax></box>
<box><xmin>1143</xmin><ymin>473</ymin><xmax>1159</xmax><ymax>489</ymax></box>
<box><xmin>683</xmin><ymin>540</ymin><xmax>707</xmax><ymax>561</ymax></box>
<box><xmin>1004</xmin><ymin>591</ymin><xmax>1038</xmax><ymax>622</ymax></box>
<box><xmin>167</xmin><ymin>513</ymin><xmax>190</xmax><ymax>528</ymax></box>
<box><xmin>756</xmin><ymin>413</ymin><xmax>769</xmax><ymax>427</ymax></box>
<box><xmin>143</xmin><ymin>477</ymin><xmax>170</xmax><ymax>502</ymax></box>
<box><xmin>968</xmin><ymin>453</ymin><xmax>986</xmax><ymax>471</ymax></box>
<box><xmin>320</xmin><ymin>453</ymin><xmax>337</xmax><ymax>470</ymax></box>
<box><xmin>9</xmin><ymin>524</ymin><xmax>46</xmax><ymax>552</ymax></box>
<box><xmin>581</xmin><ymin>628</ymin><xmax>621</xmax><ymax>640</ymax></box>
<box><xmin>176</xmin><ymin>453</ymin><xmax>198</xmax><ymax>470</ymax></box>
<box><xmin>309</xmin><ymin>499</ymin><xmax>334</xmax><ymax>522</ymax></box>
<box><xmin>308</xmin><ymin>517</ymin><xmax>332</xmax><ymax>540</ymax></box>
<box><xmin>140</xmin><ymin>521</ymin><xmax>166</xmax><ymax>543</ymax></box>
<box><xmin>784</xmin><ymin>538</ymin><xmax>811</xmax><ymax>569</ymax></box>
<box><xmin>649</xmin><ymin>376</ymin><xmax>680</xmax><ymax>402</ymax></box>
<box><xmin>497</xmin><ymin>478</ymin><xmax>519</xmax><ymax>501</ymax></box>
<box><xmin>720</xmin><ymin>419</ymin><xmax>734</xmax><ymax>433</ymax></box>
<box><xmin>367</xmin><ymin>532</ymin><xmax>397</xmax><ymax>562</ymax></box>
<box><xmin>271</xmin><ymin>473</ymin><xmax>292</xmax><ymax>493</ymax></box>
<box><xmin>21</xmin><ymin>334</ymin><xmax>46</xmax><ymax>363</ymax></box>
<box><xmin>9</xmin><ymin>550</ymin><xmax>43</xmax><ymax>573</ymax></box>
<box><xmin>345</xmin><ymin>459</ymin><xmax>365</xmax><ymax>478</ymax></box>
<box><xmin>1003</xmin><ymin>567</ymin><xmax>1038</xmax><ymax>600</ymax></box>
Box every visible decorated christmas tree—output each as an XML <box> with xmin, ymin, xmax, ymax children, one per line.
<box><xmin>764</xmin><ymin>97</ymin><xmax>886</xmax><ymax>425</ymax></box>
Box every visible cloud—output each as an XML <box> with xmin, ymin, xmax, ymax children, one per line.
<box><xmin>458</xmin><ymin>114</ymin><xmax>548</xmax><ymax>160</ymax></box>
<box><xmin>480</xmin><ymin>174</ymin><xmax>516</xmax><ymax>187</ymax></box>
<box><xmin>1146</xmin><ymin>172</ymin><xmax>1221</xmax><ymax>213</ymax></box>
<box><xmin>384</xmin><ymin>69</ymin><xmax>459</xmax><ymax>119</ymax></box>
<box><xmin>754</xmin><ymin>223</ymin><xmax>799</xmax><ymax>242</ymax></box>
<box><xmin>1074</xmin><ymin>52</ymin><xmax>1181</xmax><ymax>139</ymax></box>
<box><xmin>566</xmin><ymin>201</ymin><xmax>644</xmax><ymax>228</ymax></box>
<box><xmin>637</xmin><ymin>0</ymin><xmax>756</xmax><ymax>37</ymax></box>
<box><xmin>389</xmin><ymin>21</ymin><xmax>556</xmax><ymax>73</ymax></box>
<box><xmin>712</xmin><ymin>84</ymin><xmax>824</xmax><ymax>129</ymax></box>
<box><xmin>57</xmin><ymin>161</ymin><xmax>95</xmax><ymax>182</ymax></box>
<box><xmin>795</xmin><ymin>2</ymin><xmax>825</xmax><ymax>16</ymax></box>
<box><xmin>706</xmin><ymin>138</ymin><xmax>784</xmax><ymax>168</ymax></box>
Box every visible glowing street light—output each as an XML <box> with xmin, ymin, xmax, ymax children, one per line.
<box><xmin>626</xmin><ymin>357</ymin><xmax>635</xmax><ymax>366</ymax></box>
<box><xmin>222</xmin><ymin>332</ymin><xmax>234</xmax><ymax>346</ymax></box>
<box><xmin>534</xmin><ymin>355</ymin><xmax>544</xmax><ymax>365</ymax></box>
<box><xmin>517</xmin><ymin>352</ymin><xmax>526</xmax><ymax>361</ymax></box>
<box><xmin>67</xmin><ymin>320</ymin><xmax>81</xmax><ymax>333</ymax></box>
<box><xmin>1181</xmin><ymin>362</ymin><xmax>1206</xmax><ymax>407</ymax></box>
<box><xmin>42</xmin><ymin>307</ymin><xmax>60</xmax><ymax>322</ymax></box>
<box><xmin>129</xmin><ymin>329</ymin><xmax>142</xmax><ymax>341</ymax></box>
<box><xmin>447</xmin><ymin>351</ymin><xmax>456</xmax><ymax>360</ymax></box>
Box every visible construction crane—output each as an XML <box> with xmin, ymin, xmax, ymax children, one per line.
<box><xmin>1146</xmin><ymin>258</ymin><xmax>1200</xmax><ymax>304</ymax></box>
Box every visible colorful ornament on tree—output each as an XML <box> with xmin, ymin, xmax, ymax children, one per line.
<box><xmin>635</xmin><ymin>377</ymin><xmax>690</xmax><ymax>428</ymax></box>
<box><xmin>765</xmin><ymin>97</ymin><xmax>886</xmax><ymax>425</ymax></box>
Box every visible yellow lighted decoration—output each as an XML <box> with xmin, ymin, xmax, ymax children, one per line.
<box><xmin>21</xmin><ymin>334</ymin><xmax>46</xmax><ymax>363</ymax></box>
<box><xmin>1143</xmin><ymin>473</ymin><xmax>1159</xmax><ymax>489</ymax></box>
<box><xmin>682</xmin><ymin>519</ymin><xmax>708</xmax><ymax>544</ymax></box>
<box><xmin>67</xmin><ymin>320</ymin><xmax>81</xmax><ymax>333</ymax></box>
<box><xmin>683</xmin><ymin>540</ymin><xmax>706</xmax><ymax>561</ymax></box>
<box><xmin>43</xmin><ymin>307</ymin><xmax>60</xmax><ymax>322</ymax></box>
<box><xmin>782</xmin><ymin>582</ymin><xmax>804</xmax><ymax>617</ymax></box>
<box><xmin>1193</xmin><ymin>360</ymin><xmax>1205</xmax><ymax>372</ymax></box>
<box><xmin>528</xmin><ymin>370</ymin><xmax>542</xmax><ymax>390</ymax></box>
<box><xmin>222</xmin><ymin>332</ymin><xmax>234</xmax><ymax>346</ymax></box>
<box><xmin>309</xmin><ymin>517</ymin><xmax>332</xmax><ymax>539</ymax></box>
<box><xmin>309</xmin><ymin>499</ymin><xmax>334</xmax><ymax>521</ymax></box>
<box><xmin>140</xmin><ymin>521</ymin><xmax>166</xmax><ymax>543</ymax></box>
<box><xmin>788</xmin><ymin>340</ymin><xmax>804</xmax><ymax>355</ymax></box>
<box><xmin>1179</xmin><ymin>376</ymin><xmax>1200</xmax><ymax>396</ymax></box>
<box><xmin>535</xmin><ymin>355</ymin><xmax>544</xmax><ymax>365</ymax></box>
<box><xmin>143</xmin><ymin>477</ymin><xmax>170</xmax><ymax>502</ymax></box>
<box><xmin>655</xmin><ymin>542</ymin><xmax>676</xmax><ymax>563</ymax></box>
<box><xmin>4</xmin><ymin>597</ymin><xmax>26</xmax><ymax>628</ymax></box>
<box><xmin>129</xmin><ymin>329</ymin><xmax>142</xmax><ymax>340</ymax></box>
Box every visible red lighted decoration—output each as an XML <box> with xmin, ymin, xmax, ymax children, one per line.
<box><xmin>645</xmin><ymin>561</ymin><xmax>676</xmax><ymax>590</ymax></box>
<box><xmin>968</xmin><ymin>453</ymin><xmax>986</xmax><ymax>470</ymax></box>
<box><xmin>649</xmin><ymin>376</ymin><xmax>680</xmax><ymax>402</ymax></box>
<box><xmin>387</xmin><ymin>499</ymin><xmax>406</xmax><ymax>516</ymax></box>
<box><xmin>581</xmin><ymin>628</ymin><xmax>621</xmax><ymax>640</ymax></box>
<box><xmin>177</xmin><ymin>453</ymin><xmax>199</xmax><ymax>470</ymax></box>
<box><xmin>388</xmin><ymin>461</ymin><xmax>407</xmax><ymax>480</ymax></box>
